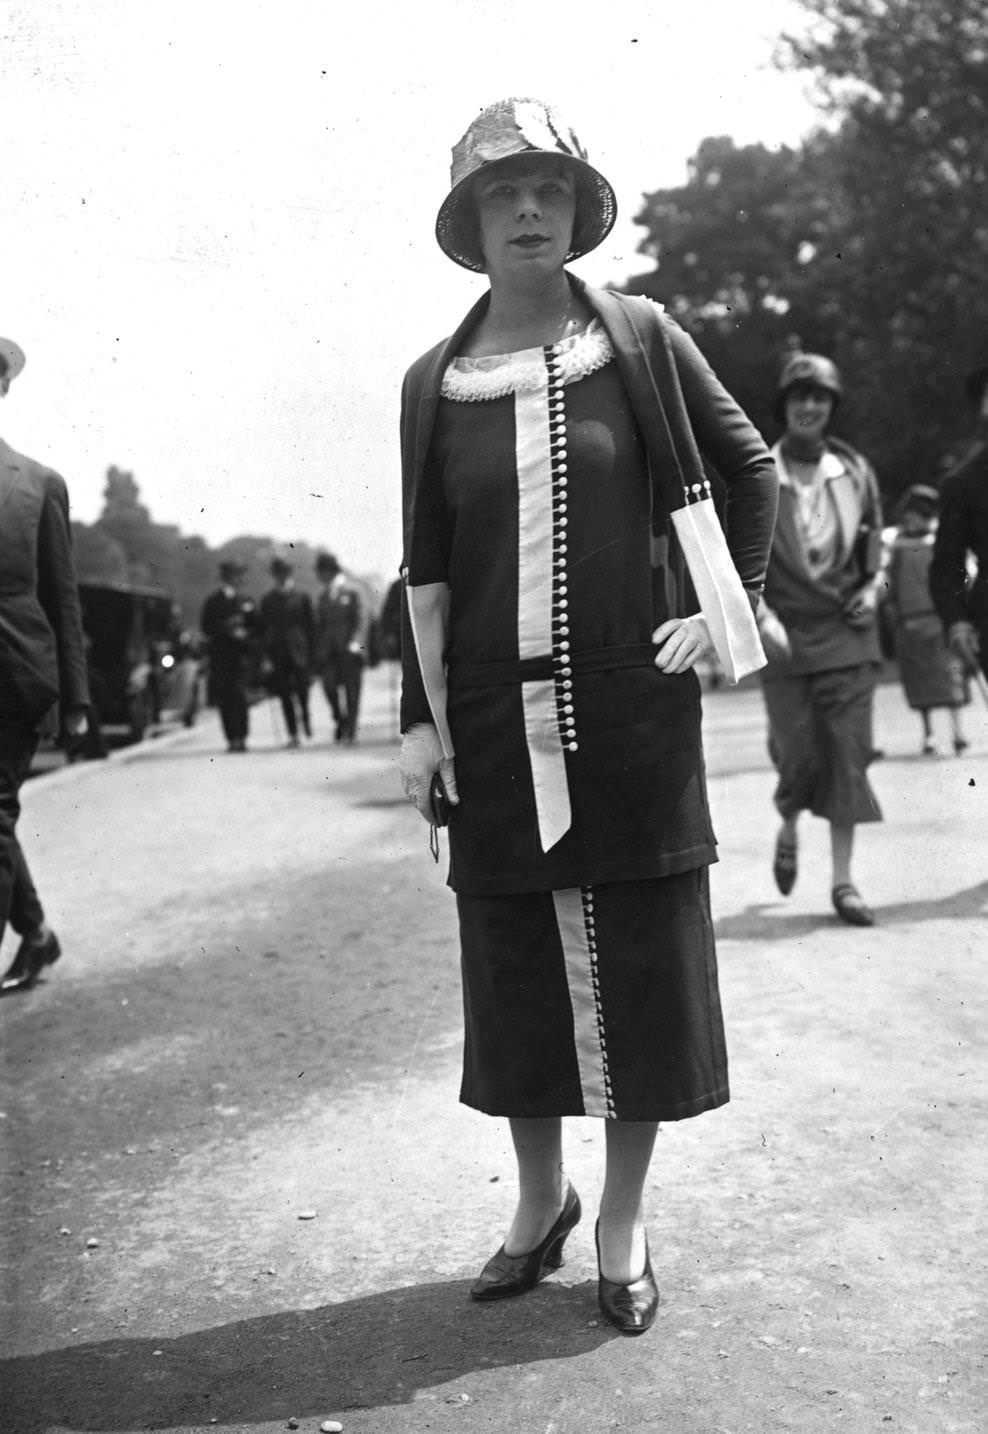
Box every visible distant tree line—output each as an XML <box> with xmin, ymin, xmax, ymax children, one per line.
<box><xmin>72</xmin><ymin>466</ymin><xmax>379</xmax><ymax>634</ymax></box>
<box><xmin>623</xmin><ymin>0</ymin><xmax>987</xmax><ymax>503</ymax></box>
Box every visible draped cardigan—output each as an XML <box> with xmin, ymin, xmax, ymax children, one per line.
<box><xmin>399</xmin><ymin>276</ymin><xmax>779</xmax><ymax>735</ymax></box>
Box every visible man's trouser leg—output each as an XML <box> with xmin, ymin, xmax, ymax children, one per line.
<box><xmin>0</xmin><ymin>726</ymin><xmax>44</xmax><ymax>949</ymax></box>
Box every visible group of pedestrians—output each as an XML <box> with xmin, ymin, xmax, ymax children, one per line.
<box><xmin>199</xmin><ymin>550</ymin><xmax>371</xmax><ymax>753</ymax></box>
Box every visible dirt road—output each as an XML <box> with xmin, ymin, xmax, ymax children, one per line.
<box><xmin>1</xmin><ymin>668</ymin><xmax>985</xmax><ymax>1434</ymax></box>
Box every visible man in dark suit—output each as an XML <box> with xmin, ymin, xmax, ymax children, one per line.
<box><xmin>258</xmin><ymin>555</ymin><xmax>314</xmax><ymax>746</ymax></box>
<box><xmin>200</xmin><ymin>559</ymin><xmax>256</xmax><ymax>751</ymax></box>
<box><xmin>313</xmin><ymin>550</ymin><xmax>369</xmax><ymax>743</ymax></box>
<box><xmin>930</xmin><ymin>364</ymin><xmax>988</xmax><ymax>679</ymax></box>
<box><xmin>0</xmin><ymin>337</ymin><xmax>89</xmax><ymax>995</ymax></box>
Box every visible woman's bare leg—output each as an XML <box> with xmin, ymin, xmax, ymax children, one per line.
<box><xmin>830</xmin><ymin>821</ymin><xmax>854</xmax><ymax>889</ymax></box>
<box><xmin>597</xmin><ymin>1120</ymin><xmax>659</xmax><ymax>1283</ymax></box>
<box><xmin>503</xmin><ymin>1117</ymin><xmax>566</xmax><ymax>1255</ymax></box>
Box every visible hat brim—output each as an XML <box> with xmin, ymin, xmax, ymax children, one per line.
<box><xmin>774</xmin><ymin>382</ymin><xmax>842</xmax><ymax>425</ymax></box>
<box><xmin>435</xmin><ymin>153</ymin><xmax>617</xmax><ymax>273</ymax></box>
<box><xmin>0</xmin><ymin>338</ymin><xmax>26</xmax><ymax>383</ymax></box>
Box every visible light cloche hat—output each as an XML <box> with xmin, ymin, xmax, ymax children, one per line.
<box><xmin>435</xmin><ymin>97</ymin><xmax>617</xmax><ymax>273</ymax></box>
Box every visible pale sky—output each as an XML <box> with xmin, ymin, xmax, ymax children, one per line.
<box><xmin>4</xmin><ymin>0</ymin><xmax>819</xmax><ymax>583</ymax></box>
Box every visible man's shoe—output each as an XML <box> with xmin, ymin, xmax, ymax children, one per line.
<box><xmin>0</xmin><ymin>931</ymin><xmax>62</xmax><ymax>994</ymax></box>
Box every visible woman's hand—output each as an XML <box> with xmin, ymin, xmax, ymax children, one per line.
<box><xmin>756</xmin><ymin>605</ymin><xmax>792</xmax><ymax>662</ymax></box>
<box><xmin>399</xmin><ymin>722</ymin><xmax>460</xmax><ymax>822</ymax></box>
<box><xmin>652</xmin><ymin>615</ymin><xmax>714</xmax><ymax>674</ymax></box>
<box><xmin>843</xmin><ymin>585</ymin><xmax>878</xmax><ymax>629</ymax></box>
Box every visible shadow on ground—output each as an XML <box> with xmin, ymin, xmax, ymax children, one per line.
<box><xmin>715</xmin><ymin>879</ymin><xmax>988</xmax><ymax>943</ymax></box>
<box><xmin>0</xmin><ymin>1279</ymin><xmax>614</xmax><ymax>1433</ymax></box>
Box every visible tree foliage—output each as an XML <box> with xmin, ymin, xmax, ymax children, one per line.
<box><xmin>72</xmin><ymin>468</ymin><xmax>365</xmax><ymax>633</ymax></box>
<box><xmin>626</xmin><ymin>0</ymin><xmax>988</xmax><ymax>495</ymax></box>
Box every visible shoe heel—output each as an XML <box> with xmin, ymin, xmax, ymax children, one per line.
<box><xmin>543</xmin><ymin>1233</ymin><xmax>568</xmax><ymax>1272</ymax></box>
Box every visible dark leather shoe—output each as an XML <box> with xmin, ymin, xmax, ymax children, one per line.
<box><xmin>0</xmin><ymin>931</ymin><xmax>62</xmax><ymax>994</ymax></box>
<box><xmin>470</xmin><ymin>1184</ymin><xmax>581</xmax><ymax>1301</ymax></box>
<box><xmin>832</xmin><ymin>883</ymin><xmax>875</xmax><ymax>927</ymax></box>
<box><xmin>596</xmin><ymin>1221</ymin><xmax>660</xmax><ymax>1335</ymax></box>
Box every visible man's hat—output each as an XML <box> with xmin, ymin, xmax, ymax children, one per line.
<box><xmin>964</xmin><ymin>364</ymin><xmax>988</xmax><ymax>405</ymax></box>
<box><xmin>0</xmin><ymin>337</ymin><xmax>26</xmax><ymax>383</ymax></box>
<box><xmin>218</xmin><ymin>559</ymin><xmax>247</xmax><ymax>581</ymax></box>
<box><xmin>435</xmin><ymin>97</ymin><xmax>617</xmax><ymax>273</ymax></box>
<box><xmin>315</xmin><ymin>550</ymin><xmax>341</xmax><ymax>576</ymax></box>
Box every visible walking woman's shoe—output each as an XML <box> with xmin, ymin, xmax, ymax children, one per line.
<box><xmin>772</xmin><ymin>829</ymin><xmax>798</xmax><ymax>895</ymax></box>
<box><xmin>469</xmin><ymin>1184</ymin><xmax>581</xmax><ymax>1301</ymax></box>
<box><xmin>954</xmin><ymin>737</ymin><xmax>970</xmax><ymax>755</ymax></box>
<box><xmin>831</xmin><ymin>883</ymin><xmax>875</xmax><ymax>927</ymax></box>
<box><xmin>595</xmin><ymin>1221</ymin><xmax>659</xmax><ymax>1335</ymax></box>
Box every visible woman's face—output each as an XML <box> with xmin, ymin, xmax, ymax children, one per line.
<box><xmin>784</xmin><ymin>383</ymin><xmax>834</xmax><ymax>441</ymax></box>
<box><xmin>474</xmin><ymin>160</ymin><xmax>576</xmax><ymax>282</ymax></box>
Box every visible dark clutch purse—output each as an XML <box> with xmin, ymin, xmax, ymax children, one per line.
<box><xmin>428</xmin><ymin>772</ymin><xmax>449</xmax><ymax>863</ymax></box>
<box><xmin>429</xmin><ymin>771</ymin><xmax>449</xmax><ymax>827</ymax></box>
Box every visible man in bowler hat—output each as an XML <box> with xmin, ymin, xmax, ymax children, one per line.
<box><xmin>930</xmin><ymin>365</ymin><xmax>988</xmax><ymax>678</ymax></box>
<box><xmin>0</xmin><ymin>337</ymin><xmax>89</xmax><ymax>995</ymax></box>
<box><xmin>200</xmin><ymin>559</ymin><xmax>256</xmax><ymax>752</ymax></box>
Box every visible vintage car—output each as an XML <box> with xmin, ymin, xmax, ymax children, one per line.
<box><xmin>78</xmin><ymin>582</ymin><xmax>201</xmax><ymax>746</ymax></box>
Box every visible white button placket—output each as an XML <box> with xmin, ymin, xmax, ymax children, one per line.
<box><xmin>545</xmin><ymin>346</ymin><xmax>578</xmax><ymax>755</ymax></box>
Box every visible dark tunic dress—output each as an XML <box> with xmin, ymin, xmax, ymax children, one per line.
<box><xmin>408</xmin><ymin>324</ymin><xmax>727</xmax><ymax>1120</ymax></box>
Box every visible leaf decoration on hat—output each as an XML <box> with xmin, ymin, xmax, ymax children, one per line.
<box><xmin>514</xmin><ymin>99</ymin><xmax>576</xmax><ymax>157</ymax></box>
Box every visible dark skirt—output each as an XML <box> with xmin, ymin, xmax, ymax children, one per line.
<box><xmin>456</xmin><ymin>867</ymin><xmax>728</xmax><ymax>1122</ymax></box>
<box><xmin>895</xmin><ymin>616</ymin><xmax>968</xmax><ymax>710</ymax></box>
<box><xmin>762</xmin><ymin>663</ymin><xmax>882</xmax><ymax>826</ymax></box>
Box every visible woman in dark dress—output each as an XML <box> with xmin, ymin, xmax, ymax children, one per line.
<box><xmin>398</xmin><ymin>98</ymin><xmax>778</xmax><ymax>1333</ymax></box>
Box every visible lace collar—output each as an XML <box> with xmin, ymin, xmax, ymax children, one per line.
<box><xmin>441</xmin><ymin>319</ymin><xmax>614</xmax><ymax>402</ymax></box>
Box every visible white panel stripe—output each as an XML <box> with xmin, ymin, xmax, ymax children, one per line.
<box><xmin>515</xmin><ymin>380</ymin><xmax>571</xmax><ymax>849</ymax></box>
<box><xmin>552</xmin><ymin>888</ymin><xmax>612</xmax><ymax>1118</ymax></box>
<box><xmin>522</xmin><ymin>678</ymin><xmax>571</xmax><ymax>851</ymax></box>
<box><xmin>515</xmin><ymin>385</ymin><xmax>554</xmax><ymax>658</ymax></box>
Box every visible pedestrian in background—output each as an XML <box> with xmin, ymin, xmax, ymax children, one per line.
<box><xmin>885</xmin><ymin>485</ymin><xmax>969</xmax><ymax>755</ymax></box>
<box><xmin>258</xmin><ymin>555</ymin><xmax>313</xmax><ymax>747</ymax></box>
<box><xmin>200</xmin><ymin>559</ymin><xmax>257</xmax><ymax>753</ymax></box>
<box><xmin>313</xmin><ymin>550</ymin><xmax>369</xmax><ymax>743</ymax></box>
<box><xmin>398</xmin><ymin>98</ymin><xmax>777</xmax><ymax>1334</ymax></box>
<box><xmin>930</xmin><ymin>363</ymin><xmax>988</xmax><ymax>683</ymax></box>
<box><xmin>0</xmin><ymin>337</ymin><xmax>89</xmax><ymax>995</ymax></box>
<box><xmin>758</xmin><ymin>353</ymin><xmax>885</xmax><ymax>927</ymax></box>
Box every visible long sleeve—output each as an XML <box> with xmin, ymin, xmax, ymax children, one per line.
<box><xmin>666</xmin><ymin>321</ymin><xmax>779</xmax><ymax>604</ymax></box>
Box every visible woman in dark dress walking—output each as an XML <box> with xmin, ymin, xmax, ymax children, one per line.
<box><xmin>398</xmin><ymin>98</ymin><xmax>778</xmax><ymax>1333</ymax></box>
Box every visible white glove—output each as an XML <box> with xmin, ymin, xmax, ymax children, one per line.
<box><xmin>399</xmin><ymin>723</ymin><xmax>459</xmax><ymax>822</ymax></box>
<box><xmin>652</xmin><ymin>614</ymin><xmax>714</xmax><ymax>674</ymax></box>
